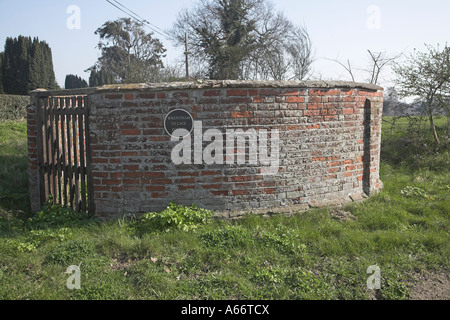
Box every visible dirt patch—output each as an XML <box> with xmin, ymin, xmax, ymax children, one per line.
<box><xmin>408</xmin><ymin>270</ymin><xmax>450</xmax><ymax>300</ymax></box>
<box><xmin>330</xmin><ymin>209</ymin><xmax>357</xmax><ymax>222</ymax></box>
<box><xmin>110</xmin><ymin>254</ymin><xmax>139</xmax><ymax>271</ymax></box>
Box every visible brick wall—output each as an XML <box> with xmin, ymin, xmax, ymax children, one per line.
<box><xmin>84</xmin><ymin>80</ymin><xmax>383</xmax><ymax>219</ymax></box>
<box><xmin>28</xmin><ymin>81</ymin><xmax>383</xmax><ymax>219</ymax></box>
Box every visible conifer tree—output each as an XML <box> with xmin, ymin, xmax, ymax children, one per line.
<box><xmin>88</xmin><ymin>67</ymin><xmax>116</xmax><ymax>87</ymax></box>
<box><xmin>1</xmin><ymin>36</ymin><xmax>59</xmax><ymax>95</ymax></box>
<box><xmin>65</xmin><ymin>74</ymin><xmax>88</xmax><ymax>89</ymax></box>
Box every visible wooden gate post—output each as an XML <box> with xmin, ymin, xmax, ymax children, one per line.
<box><xmin>28</xmin><ymin>91</ymin><xmax>44</xmax><ymax>213</ymax></box>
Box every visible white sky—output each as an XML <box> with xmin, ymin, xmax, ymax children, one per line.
<box><xmin>0</xmin><ymin>0</ymin><xmax>449</xmax><ymax>89</ymax></box>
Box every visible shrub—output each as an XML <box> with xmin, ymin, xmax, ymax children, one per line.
<box><xmin>0</xmin><ymin>95</ymin><xmax>29</xmax><ymax>121</ymax></box>
<box><xmin>27</xmin><ymin>197</ymin><xmax>96</xmax><ymax>230</ymax></box>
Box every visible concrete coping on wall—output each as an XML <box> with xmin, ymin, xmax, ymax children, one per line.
<box><xmin>30</xmin><ymin>80</ymin><xmax>383</xmax><ymax>97</ymax></box>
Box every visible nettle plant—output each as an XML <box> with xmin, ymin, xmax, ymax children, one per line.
<box><xmin>134</xmin><ymin>202</ymin><xmax>215</xmax><ymax>235</ymax></box>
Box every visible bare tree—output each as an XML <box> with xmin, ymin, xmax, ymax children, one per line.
<box><xmin>326</xmin><ymin>56</ymin><xmax>356</xmax><ymax>82</ymax></box>
<box><xmin>327</xmin><ymin>50</ymin><xmax>400</xmax><ymax>85</ymax></box>
<box><xmin>366</xmin><ymin>50</ymin><xmax>401</xmax><ymax>85</ymax></box>
<box><xmin>171</xmin><ymin>0</ymin><xmax>314</xmax><ymax>80</ymax></box>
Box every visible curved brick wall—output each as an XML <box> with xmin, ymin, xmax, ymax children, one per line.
<box><xmin>86</xmin><ymin>80</ymin><xmax>383</xmax><ymax>219</ymax></box>
<box><xmin>28</xmin><ymin>80</ymin><xmax>383</xmax><ymax>219</ymax></box>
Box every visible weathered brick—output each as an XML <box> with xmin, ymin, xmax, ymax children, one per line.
<box><xmin>227</xmin><ymin>89</ymin><xmax>248</xmax><ymax>97</ymax></box>
<box><xmin>28</xmin><ymin>82</ymin><xmax>383</xmax><ymax>218</ymax></box>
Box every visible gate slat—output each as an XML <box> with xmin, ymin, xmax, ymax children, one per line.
<box><xmin>71</xmin><ymin>97</ymin><xmax>80</xmax><ymax>211</ymax></box>
<box><xmin>60</xmin><ymin>97</ymin><xmax>68</xmax><ymax>207</ymax></box>
<box><xmin>44</xmin><ymin>97</ymin><xmax>51</xmax><ymax>201</ymax></box>
<box><xmin>36</xmin><ymin>93</ymin><xmax>94</xmax><ymax>215</ymax></box>
<box><xmin>54</xmin><ymin>98</ymin><xmax>62</xmax><ymax>205</ymax></box>
<box><xmin>36</xmin><ymin>98</ymin><xmax>46</xmax><ymax>206</ymax></box>
<box><xmin>84</xmin><ymin>97</ymin><xmax>95</xmax><ymax>215</ymax></box>
<box><xmin>78</xmin><ymin>96</ymin><xmax>87</xmax><ymax>212</ymax></box>
<box><xmin>66</xmin><ymin>97</ymin><xmax>74</xmax><ymax>209</ymax></box>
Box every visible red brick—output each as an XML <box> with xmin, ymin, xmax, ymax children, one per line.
<box><xmin>286</xmin><ymin>96</ymin><xmax>304</xmax><ymax>103</ymax></box>
<box><xmin>227</xmin><ymin>89</ymin><xmax>248</xmax><ymax>97</ymax></box>
<box><xmin>103</xmin><ymin>179</ymin><xmax>121</xmax><ymax>186</ymax></box>
<box><xmin>211</xmin><ymin>190</ymin><xmax>228</xmax><ymax>196</ymax></box>
<box><xmin>105</xmin><ymin>94</ymin><xmax>122</xmax><ymax>100</ymax></box>
<box><xmin>124</xmin><ymin>94</ymin><xmax>134</xmax><ymax>101</ymax></box>
<box><xmin>231</xmin><ymin>190</ymin><xmax>249</xmax><ymax>196</ymax></box>
<box><xmin>152</xmin><ymin>192</ymin><xmax>169</xmax><ymax>198</ymax></box>
<box><xmin>343</xmin><ymin>109</ymin><xmax>354</xmax><ymax>115</ymax></box>
<box><xmin>178</xmin><ymin>171</ymin><xmax>199</xmax><ymax>177</ymax></box>
<box><xmin>152</xmin><ymin>179</ymin><xmax>172</xmax><ymax>185</ymax></box>
<box><xmin>139</xmin><ymin>93</ymin><xmax>156</xmax><ymax>99</ymax></box>
<box><xmin>124</xmin><ymin>172</ymin><xmax>143</xmax><ymax>178</ymax></box>
<box><xmin>201</xmin><ymin>184</ymin><xmax>222</xmax><ymax>190</ymax></box>
<box><xmin>125</xmin><ymin>186</ymin><xmax>142</xmax><ymax>192</ymax></box>
<box><xmin>144</xmin><ymin>172</ymin><xmax>166</xmax><ymax>178</ymax></box>
<box><xmin>230</xmin><ymin>176</ymin><xmax>252</xmax><ymax>182</ymax></box>
<box><xmin>146</xmin><ymin>186</ymin><xmax>166</xmax><ymax>191</ymax></box>
<box><xmin>201</xmin><ymin>170</ymin><xmax>221</xmax><ymax>176</ymax></box>
<box><xmin>124</xmin><ymin>165</ymin><xmax>139</xmax><ymax>171</ymax></box>
<box><xmin>231</xmin><ymin>111</ymin><xmax>252</xmax><ymax>118</ymax></box>
<box><xmin>122</xmin><ymin>129</ymin><xmax>141</xmax><ymax>136</ymax></box>
<box><xmin>177</xmin><ymin>178</ymin><xmax>196</xmax><ymax>184</ymax></box>
<box><xmin>122</xmin><ymin>151</ymin><xmax>138</xmax><ymax>157</ymax></box>
<box><xmin>92</xmin><ymin>158</ymin><xmax>108</xmax><ymax>164</ymax></box>
<box><xmin>203</xmin><ymin>90</ymin><xmax>221</xmax><ymax>97</ymax></box>
<box><xmin>124</xmin><ymin>179</ymin><xmax>140</xmax><ymax>185</ymax></box>
<box><xmin>178</xmin><ymin>185</ymin><xmax>195</xmax><ymax>191</ymax></box>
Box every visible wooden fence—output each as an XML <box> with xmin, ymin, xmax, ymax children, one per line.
<box><xmin>35</xmin><ymin>94</ymin><xmax>94</xmax><ymax>214</ymax></box>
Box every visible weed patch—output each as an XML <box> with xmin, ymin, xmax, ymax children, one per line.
<box><xmin>133</xmin><ymin>202</ymin><xmax>214</xmax><ymax>235</ymax></box>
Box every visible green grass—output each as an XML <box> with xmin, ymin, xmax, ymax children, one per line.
<box><xmin>0</xmin><ymin>120</ymin><xmax>30</xmax><ymax>215</ymax></box>
<box><xmin>0</xmin><ymin>117</ymin><xmax>448</xmax><ymax>300</ymax></box>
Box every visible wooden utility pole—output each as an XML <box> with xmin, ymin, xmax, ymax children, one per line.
<box><xmin>184</xmin><ymin>33</ymin><xmax>190</xmax><ymax>79</ymax></box>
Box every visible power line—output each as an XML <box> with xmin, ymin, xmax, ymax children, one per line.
<box><xmin>105</xmin><ymin>0</ymin><xmax>173</xmax><ymax>40</ymax></box>
<box><xmin>111</xmin><ymin>0</ymin><xmax>170</xmax><ymax>37</ymax></box>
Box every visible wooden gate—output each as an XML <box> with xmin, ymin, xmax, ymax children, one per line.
<box><xmin>35</xmin><ymin>95</ymin><xmax>95</xmax><ymax>214</ymax></box>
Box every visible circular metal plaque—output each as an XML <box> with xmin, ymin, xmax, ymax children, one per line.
<box><xmin>164</xmin><ymin>109</ymin><xmax>194</xmax><ymax>137</ymax></box>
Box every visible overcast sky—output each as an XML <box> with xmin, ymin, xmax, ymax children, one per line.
<box><xmin>0</xmin><ymin>0</ymin><xmax>449</xmax><ymax>89</ymax></box>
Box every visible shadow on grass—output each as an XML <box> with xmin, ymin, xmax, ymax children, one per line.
<box><xmin>0</xmin><ymin>155</ymin><xmax>30</xmax><ymax>217</ymax></box>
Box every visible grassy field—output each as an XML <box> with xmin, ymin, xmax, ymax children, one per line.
<box><xmin>0</xmin><ymin>117</ymin><xmax>448</xmax><ymax>300</ymax></box>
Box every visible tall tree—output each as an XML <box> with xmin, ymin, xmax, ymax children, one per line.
<box><xmin>65</xmin><ymin>74</ymin><xmax>88</xmax><ymax>89</ymax></box>
<box><xmin>0</xmin><ymin>52</ymin><xmax>3</xmax><ymax>93</ymax></box>
<box><xmin>91</xmin><ymin>18</ymin><xmax>167</xmax><ymax>84</ymax></box>
<box><xmin>88</xmin><ymin>67</ymin><xmax>116</xmax><ymax>87</ymax></box>
<box><xmin>1</xmin><ymin>36</ymin><xmax>58</xmax><ymax>95</ymax></box>
<box><xmin>393</xmin><ymin>44</ymin><xmax>450</xmax><ymax>145</ymax></box>
<box><xmin>171</xmin><ymin>0</ymin><xmax>313</xmax><ymax>80</ymax></box>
